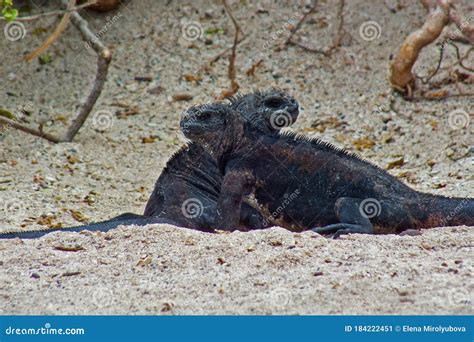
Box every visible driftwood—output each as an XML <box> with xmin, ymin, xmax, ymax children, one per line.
<box><xmin>389</xmin><ymin>0</ymin><xmax>474</xmax><ymax>95</ymax></box>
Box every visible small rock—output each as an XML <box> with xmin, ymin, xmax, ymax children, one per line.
<box><xmin>172</xmin><ymin>93</ymin><xmax>193</xmax><ymax>101</ymax></box>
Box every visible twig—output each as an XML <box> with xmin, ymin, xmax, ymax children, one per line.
<box><xmin>0</xmin><ymin>1</ymin><xmax>97</xmax><ymax>22</ymax></box>
<box><xmin>448</xmin><ymin>7</ymin><xmax>474</xmax><ymax>44</ymax></box>
<box><xmin>3</xmin><ymin>2</ymin><xmax>111</xmax><ymax>143</ymax></box>
<box><xmin>62</xmin><ymin>9</ymin><xmax>112</xmax><ymax>142</ymax></box>
<box><xmin>330</xmin><ymin>0</ymin><xmax>346</xmax><ymax>52</ymax></box>
<box><xmin>389</xmin><ymin>2</ymin><xmax>450</xmax><ymax>94</ymax></box>
<box><xmin>284</xmin><ymin>1</ymin><xmax>318</xmax><ymax>46</ymax></box>
<box><xmin>404</xmin><ymin>92</ymin><xmax>474</xmax><ymax>101</ymax></box>
<box><xmin>417</xmin><ymin>42</ymin><xmax>445</xmax><ymax>84</ymax></box>
<box><xmin>24</xmin><ymin>0</ymin><xmax>75</xmax><ymax>62</ymax></box>
<box><xmin>221</xmin><ymin>0</ymin><xmax>242</xmax><ymax>97</ymax></box>
<box><xmin>0</xmin><ymin>116</ymin><xmax>61</xmax><ymax>143</ymax></box>
<box><xmin>286</xmin><ymin>0</ymin><xmax>346</xmax><ymax>56</ymax></box>
<box><xmin>448</xmin><ymin>43</ymin><xmax>474</xmax><ymax>72</ymax></box>
<box><xmin>288</xmin><ymin>41</ymin><xmax>328</xmax><ymax>56</ymax></box>
<box><xmin>208</xmin><ymin>35</ymin><xmax>246</xmax><ymax>65</ymax></box>
<box><xmin>390</xmin><ymin>0</ymin><xmax>474</xmax><ymax>95</ymax></box>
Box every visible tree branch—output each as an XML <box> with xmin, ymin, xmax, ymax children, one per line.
<box><xmin>0</xmin><ymin>1</ymin><xmax>97</xmax><ymax>22</ymax></box>
<box><xmin>389</xmin><ymin>0</ymin><xmax>474</xmax><ymax>95</ymax></box>
<box><xmin>221</xmin><ymin>0</ymin><xmax>242</xmax><ymax>98</ymax></box>
<box><xmin>3</xmin><ymin>2</ymin><xmax>112</xmax><ymax>143</ymax></box>
<box><xmin>62</xmin><ymin>9</ymin><xmax>112</xmax><ymax>142</ymax></box>
<box><xmin>389</xmin><ymin>3</ymin><xmax>450</xmax><ymax>94</ymax></box>
<box><xmin>0</xmin><ymin>116</ymin><xmax>61</xmax><ymax>143</ymax></box>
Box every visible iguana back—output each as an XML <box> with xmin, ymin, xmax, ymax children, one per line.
<box><xmin>180</xmin><ymin>103</ymin><xmax>474</xmax><ymax>237</ymax></box>
<box><xmin>0</xmin><ymin>90</ymin><xmax>299</xmax><ymax>238</ymax></box>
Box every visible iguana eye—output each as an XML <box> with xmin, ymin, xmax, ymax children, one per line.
<box><xmin>264</xmin><ymin>96</ymin><xmax>286</xmax><ymax>109</ymax></box>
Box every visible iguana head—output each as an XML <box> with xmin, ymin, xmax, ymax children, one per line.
<box><xmin>180</xmin><ymin>103</ymin><xmax>244</xmax><ymax>158</ymax></box>
<box><xmin>227</xmin><ymin>89</ymin><xmax>299</xmax><ymax>134</ymax></box>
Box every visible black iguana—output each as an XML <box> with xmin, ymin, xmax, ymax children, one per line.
<box><xmin>0</xmin><ymin>90</ymin><xmax>299</xmax><ymax>239</ymax></box>
<box><xmin>180</xmin><ymin>103</ymin><xmax>474</xmax><ymax>238</ymax></box>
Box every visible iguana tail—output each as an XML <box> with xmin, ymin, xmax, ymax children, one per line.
<box><xmin>0</xmin><ymin>213</ymin><xmax>179</xmax><ymax>240</ymax></box>
<box><xmin>407</xmin><ymin>194</ymin><xmax>474</xmax><ymax>229</ymax></box>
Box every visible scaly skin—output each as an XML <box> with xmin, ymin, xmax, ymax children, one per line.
<box><xmin>143</xmin><ymin>90</ymin><xmax>299</xmax><ymax>229</ymax></box>
<box><xmin>0</xmin><ymin>214</ymin><xmax>178</xmax><ymax>239</ymax></box>
<box><xmin>0</xmin><ymin>90</ymin><xmax>299</xmax><ymax>239</ymax></box>
<box><xmin>180</xmin><ymin>103</ymin><xmax>474</xmax><ymax>237</ymax></box>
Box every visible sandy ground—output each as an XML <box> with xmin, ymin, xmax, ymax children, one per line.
<box><xmin>0</xmin><ymin>0</ymin><xmax>473</xmax><ymax>314</ymax></box>
<box><xmin>0</xmin><ymin>225</ymin><xmax>473</xmax><ymax>315</ymax></box>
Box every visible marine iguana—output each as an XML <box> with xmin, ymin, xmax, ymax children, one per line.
<box><xmin>180</xmin><ymin>103</ymin><xmax>474</xmax><ymax>237</ymax></box>
<box><xmin>0</xmin><ymin>90</ymin><xmax>299</xmax><ymax>239</ymax></box>
<box><xmin>143</xmin><ymin>90</ymin><xmax>299</xmax><ymax>227</ymax></box>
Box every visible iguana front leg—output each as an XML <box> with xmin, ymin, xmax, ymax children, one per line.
<box><xmin>216</xmin><ymin>170</ymin><xmax>254</xmax><ymax>230</ymax></box>
<box><xmin>312</xmin><ymin>197</ymin><xmax>374</xmax><ymax>238</ymax></box>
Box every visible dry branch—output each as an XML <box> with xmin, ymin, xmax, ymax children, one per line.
<box><xmin>389</xmin><ymin>0</ymin><xmax>474</xmax><ymax>95</ymax></box>
<box><xmin>3</xmin><ymin>2</ymin><xmax>111</xmax><ymax>143</ymax></box>
<box><xmin>24</xmin><ymin>0</ymin><xmax>75</xmax><ymax>62</ymax></box>
<box><xmin>284</xmin><ymin>1</ymin><xmax>318</xmax><ymax>46</ymax></box>
<box><xmin>447</xmin><ymin>6</ymin><xmax>474</xmax><ymax>43</ymax></box>
<box><xmin>389</xmin><ymin>4</ymin><xmax>449</xmax><ymax>94</ymax></box>
<box><xmin>1</xmin><ymin>1</ymin><xmax>97</xmax><ymax>21</ymax></box>
<box><xmin>221</xmin><ymin>0</ymin><xmax>242</xmax><ymax>98</ymax></box>
<box><xmin>285</xmin><ymin>0</ymin><xmax>347</xmax><ymax>56</ymax></box>
<box><xmin>62</xmin><ymin>9</ymin><xmax>112</xmax><ymax>142</ymax></box>
<box><xmin>0</xmin><ymin>116</ymin><xmax>61</xmax><ymax>143</ymax></box>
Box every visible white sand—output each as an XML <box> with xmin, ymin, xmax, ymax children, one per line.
<box><xmin>0</xmin><ymin>0</ymin><xmax>472</xmax><ymax>314</ymax></box>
